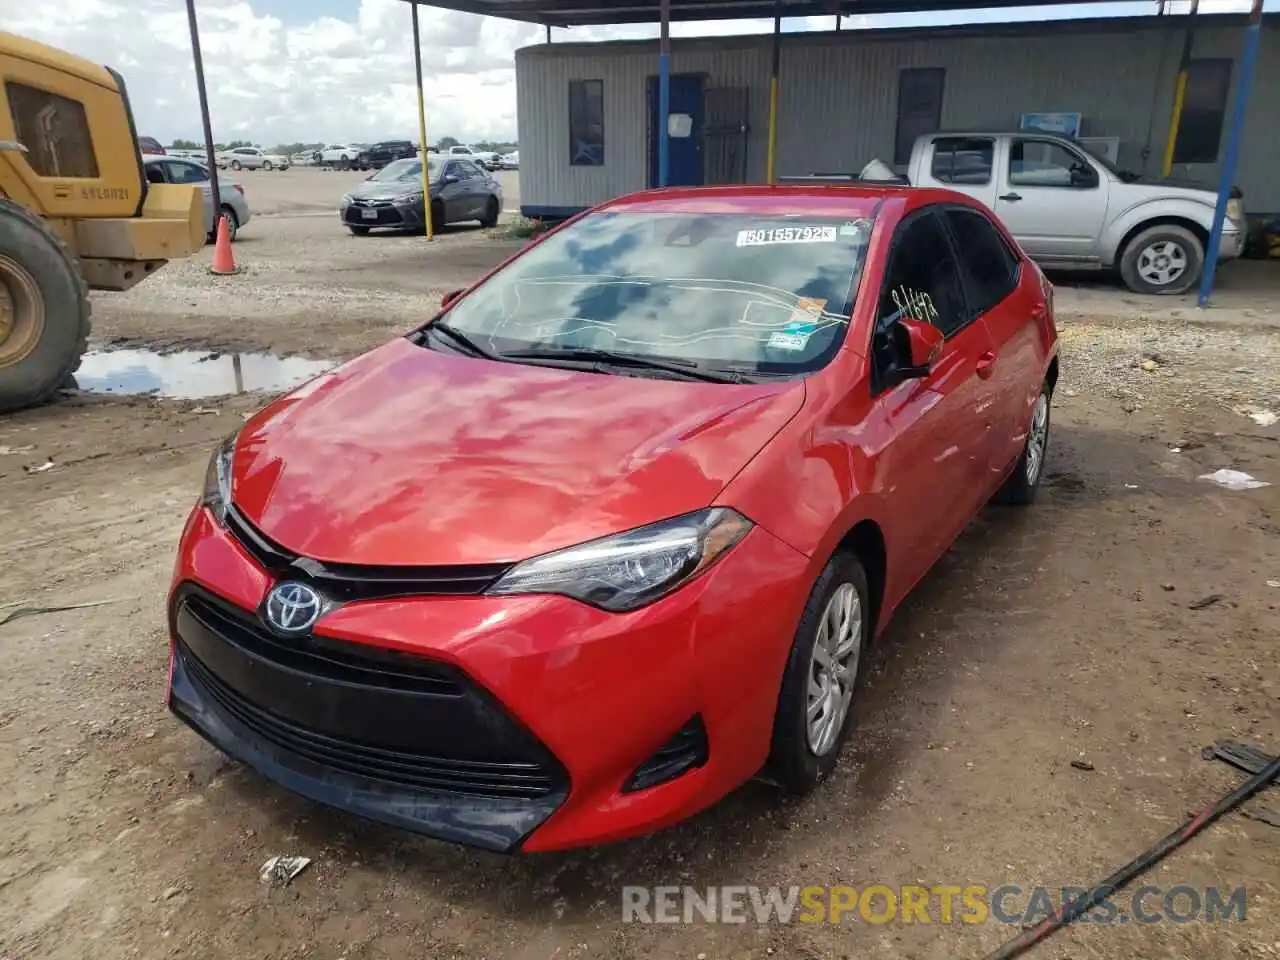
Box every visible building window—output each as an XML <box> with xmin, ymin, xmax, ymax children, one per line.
<box><xmin>569</xmin><ymin>79</ymin><xmax>604</xmax><ymax>166</ymax></box>
<box><xmin>1173</xmin><ymin>58</ymin><xmax>1232</xmax><ymax>164</ymax></box>
<box><xmin>895</xmin><ymin>68</ymin><xmax>945</xmax><ymax>165</ymax></box>
<box><xmin>6</xmin><ymin>82</ymin><xmax>100</xmax><ymax>178</ymax></box>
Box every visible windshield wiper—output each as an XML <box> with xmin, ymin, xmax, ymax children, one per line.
<box><xmin>423</xmin><ymin>322</ymin><xmax>499</xmax><ymax>360</ymax></box>
<box><xmin>501</xmin><ymin>346</ymin><xmax>747</xmax><ymax>384</ymax></box>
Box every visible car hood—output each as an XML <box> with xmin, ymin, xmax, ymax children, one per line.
<box><xmin>230</xmin><ymin>338</ymin><xmax>805</xmax><ymax>566</ymax></box>
<box><xmin>347</xmin><ymin>179</ymin><xmax>430</xmax><ymax>201</ymax></box>
<box><xmin>1114</xmin><ymin>175</ymin><xmax>1222</xmax><ymax>202</ymax></box>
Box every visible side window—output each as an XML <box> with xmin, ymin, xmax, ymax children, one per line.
<box><xmin>6</xmin><ymin>82</ymin><xmax>100</xmax><ymax>178</ymax></box>
<box><xmin>569</xmin><ymin>79</ymin><xmax>604</xmax><ymax>166</ymax></box>
<box><xmin>1009</xmin><ymin>140</ymin><xmax>1097</xmax><ymax>188</ymax></box>
<box><xmin>930</xmin><ymin>137</ymin><xmax>993</xmax><ymax>185</ymax></box>
<box><xmin>456</xmin><ymin>160</ymin><xmax>479</xmax><ymax>178</ymax></box>
<box><xmin>166</xmin><ymin>161</ymin><xmax>208</xmax><ymax>184</ymax></box>
<box><xmin>879</xmin><ymin>210</ymin><xmax>968</xmax><ymax>334</ymax></box>
<box><xmin>944</xmin><ymin>208</ymin><xmax>1020</xmax><ymax>317</ymax></box>
<box><xmin>444</xmin><ymin>161</ymin><xmax>460</xmax><ymax>180</ymax></box>
<box><xmin>144</xmin><ymin>164</ymin><xmax>167</xmax><ymax>184</ymax></box>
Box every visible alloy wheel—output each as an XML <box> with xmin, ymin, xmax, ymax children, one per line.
<box><xmin>1136</xmin><ymin>240</ymin><xmax>1188</xmax><ymax>287</ymax></box>
<box><xmin>806</xmin><ymin>582</ymin><xmax>862</xmax><ymax>757</ymax></box>
<box><xmin>0</xmin><ymin>255</ymin><xmax>46</xmax><ymax>370</ymax></box>
<box><xmin>1025</xmin><ymin>392</ymin><xmax>1050</xmax><ymax>485</ymax></box>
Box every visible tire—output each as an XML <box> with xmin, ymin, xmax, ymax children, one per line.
<box><xmin>480</xmin><ymin>197</ymin><xmax>500</xmax><ymax>228</ymax></box>
<box><xmin>312</xmin><ymin>152</ymin><xmax>322</xmax><ymax>163</ymax></box>
<box><xmin>262</xmin><ymin>160</ymin><xmax>273</xmax><ymax>171</ymax></box>
<box><xmin>220</xmin><ymin>206</ymin><xmax>239</xmax><ymax>242</ymax></box>
<box><xmin>0</xmin><ymin>200</ymin><xmax>91</xmax><ymax>414</ymax></box>
<box><xmin>993</xmin><ymin>381</ymin><xmax>1052</xmax><ymax>506</ymax></box>
<box><xmin>230</xmin><ymin>160</ymin><xmax>242</xmax><ymax>171</ymax></box>
<box><xmin>767</xmin><ymin>552</ymin><xmax>870</xmax><ymax>794</ymax></box>
<box><xmin>1119</xmin><ymin>224</ymin><xmax>1204</xmax><ymax>295</ymax></box>
<box><xmin>348</xmin><ymin>226</ymin><xmax>371</xmax><ymax>236</ymax></box>
<box><xmin>430</xmin><ymin>200</ymin><xmax>445</xmax><ymax>232</ymax></box>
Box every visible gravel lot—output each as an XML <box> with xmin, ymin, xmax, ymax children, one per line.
<box><xmin>1</xmin><ymin>186</ymin><xmax>1278</xmax><ymax>960</ymax></box>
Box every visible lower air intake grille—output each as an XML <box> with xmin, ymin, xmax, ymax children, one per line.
<box><xmin>623</xmin><ymin>715</ymin><xmax>709</xmax><ymax>793</ymax></box>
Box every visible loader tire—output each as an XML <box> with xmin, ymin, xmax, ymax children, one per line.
<box><xmin>0</xmin><ymin>200</ymin><xmax>91</xmax><ymax>414</ymax></box>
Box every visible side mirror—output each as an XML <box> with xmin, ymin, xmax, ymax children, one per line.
<box><xmin>892</xmin><ymin>316</ymin><xmax>944</xmax><ymax>381</ymax></box>
<box><xmin>1070</xmin><ymin>164</ymin><xmax>1099</xmax><ymax>188</ymax></box>
<box><xmin>441</xmin><ymin>288</ymin><xmax>465</xmax><ymax>309</ymax></box>
<box><xmin>443</xmin><ymin>174</ymin><xmax>460</xmax><ymax>185</ymax></box>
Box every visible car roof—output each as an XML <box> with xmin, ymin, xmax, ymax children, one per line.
<box><xmin>597</xmin><ymin>183</ymin><xmax>971</xmax><ymax>218</ymax></box>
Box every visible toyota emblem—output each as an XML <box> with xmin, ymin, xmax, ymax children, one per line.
<box><xmin>264</xmin><ymin>581</ymin><xmax>323</xmax><ymax>635</ymax></box>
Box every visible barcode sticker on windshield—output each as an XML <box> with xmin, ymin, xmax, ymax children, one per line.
<box><xmin>736</xmin><ymin>226</ymin><xmax>838</xmax><ymax>247</ymax></box>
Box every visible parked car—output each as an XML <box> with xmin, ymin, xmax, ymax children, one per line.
<box><xmin>498</xmin><ymin>150</ymin><xmax>519</xmax><ymax>170</ymax></box>
<box><xmin>137</xmin><ymin>136</ymin><xmax>165</xmax><ymax>156</ymax></box>
<box><xmin>313</xmin><ymin>144</ymin><xmax>358</xmax><ymax>167</ymax></box>
<box><xmin>354</xmin><ymin>140</ymin><xmax>416</xmax><ymax>170</ymax></box>
<box><xmin>905</xmin><ymin>132</ymin><xmax>1245</xmax><ymax>294</ymax></box>
<box><xmin>143</xmin><ymin>154</ymin><xmax>250</xmax><ymax>241</ymax></box>
<box><xmin>167</xmin><ymin>183</ymin><xmax>1059</xmax><ymax>852</ymax></box>
<box><xmin>443</xmin><ymin>144</ymin><xmax>499</xmax><ymax>169</ymax></box>
<box><xmin>339</xmin><ymin>156</ymin><xmax>502</xmax><ymax>235</ymax></box>
<box><xmin>217</xmin><ymin>147</ymin><xmax>290</xmax><ymax>172</ymax></box>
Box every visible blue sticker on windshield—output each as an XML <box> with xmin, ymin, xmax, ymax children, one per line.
<box><xmin>767</xmin><ymin>298</ymin><xmax>827</xmax><ymax>351</ymax></box>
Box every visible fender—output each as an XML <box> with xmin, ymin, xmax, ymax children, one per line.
<box><xmin>1101</xmin><ymin>196</ymin><xmax>1215</xmax><ymax>267</ymax></box>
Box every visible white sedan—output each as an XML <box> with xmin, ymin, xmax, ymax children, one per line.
<box><xmin>218</xmin><ymin>147</ymin><xmax>290</xmax><ymax>171</ymax></box>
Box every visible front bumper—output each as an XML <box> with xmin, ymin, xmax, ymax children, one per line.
<box><xmin>167</xmin><ymin>507</ymin><xmax>811</xmax><ymax>852</ymax></box>
<box><xmin>340</xmin><ymin>199</ymin><xmax>424</xmax><ymax>229</ymax></box>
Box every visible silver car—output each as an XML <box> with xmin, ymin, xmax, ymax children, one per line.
<box><xmin>143</xmin><ymin>155</ymin><xmax>251</xmax><ymax>241</ymax></box>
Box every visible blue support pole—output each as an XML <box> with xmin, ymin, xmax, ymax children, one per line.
<box><xmin>658</xmin><ymin>0</ymin><xmax>671</xmax><ymax>187</ymax></box>
<box><xmin>1198</xmin><ymin>0</ymin><xmax>1263</xmax><ymax>307</ymax></box>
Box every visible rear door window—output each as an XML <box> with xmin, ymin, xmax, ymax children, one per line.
<box><xmin>930</xmin><ymin>137</ymin><xmax>994</xmax><ymax>185</ymax></box>
<box><xmin>942</xmin><ymin>207</ymin><xmax>1020</xmax><ymax>317</ymax></box>
<box><xmin>163</xmin><ymin>160</ymin><xmax>209</xmax><ymax>184</ymax></box>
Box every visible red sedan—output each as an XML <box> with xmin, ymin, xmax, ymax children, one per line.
<box><xmin>168</xmin><ymin>184</ymin><xmax>1058</xmax><ymax>853</ymax></box>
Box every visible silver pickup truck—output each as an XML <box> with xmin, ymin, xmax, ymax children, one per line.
<box><xmin>903</xmin><ymin>132</ymin><xmax>1245</xmax><ymax>295</ymax></box>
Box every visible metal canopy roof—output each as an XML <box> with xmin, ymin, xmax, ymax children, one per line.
<box><xmin>400</xmin><ymin>0</ymin><xmax>1131</xmax><ymax>27</ymax></box>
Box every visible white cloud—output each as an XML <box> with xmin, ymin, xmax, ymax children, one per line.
<box><xmin>1</xmin><ymin>0</ymin><xmax>1270</xmax><ymax>147</ymax></box>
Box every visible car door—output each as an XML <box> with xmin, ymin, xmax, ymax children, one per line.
<box><xmin>993</xmin><ymin>137</ymin><xmax>1109</xmax><ymax>262</ymax></box>
<box><xmin>439</xmin><ymin>161</ymin><xmax>469</xmax><ymax>222</ymax></box>
<box><xmin>870</xmin><ymin>207</ymin><xmax>1002</xmax><ymax>586</ymax></box>
<box><xmin>456</xmin><ymin>160</ymin><xmax>487</xmax><ymax>217</ymax></box>
<box><xmin>163</xmin><ymin>159</ymin><xmax>215</xmax><ymax>232</ymax></box>
<box><xmin>925</xmin><ymin>137</ymin><xmax>998</xmax><ymax>211</ymax></box>
<box><xmin>940</xmin><ymin>204</ymin><xmax>1042</xmax><ymax>491</ymax></box>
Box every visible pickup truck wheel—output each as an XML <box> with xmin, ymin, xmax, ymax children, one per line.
<box><xmin>1120</xmin><ymin>225</ymin><xmax>1203</xmax><ymax>295</ymax></box>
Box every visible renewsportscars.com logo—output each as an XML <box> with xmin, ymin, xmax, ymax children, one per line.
<box><xmin>621</xmin><ymin>884</ymin><xmax>1248</xmax><ymax>926</ymax></box>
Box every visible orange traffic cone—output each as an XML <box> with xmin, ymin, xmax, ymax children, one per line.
<box><xmin>209</xmin><ymin>213</ymin><xmax>237</xmax><ymax>275</ymax></box>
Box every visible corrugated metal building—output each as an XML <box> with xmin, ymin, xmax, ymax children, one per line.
<box><xmin>515</xmin><ymin>14</ymin><xmax>1280</xmax><ymax>217</ymax></box>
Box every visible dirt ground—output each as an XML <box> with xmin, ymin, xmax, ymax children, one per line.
<box><xmin>1</xmin><ymin>191</ymin><xmax>1278</xmax><ymax>960</ymax></box>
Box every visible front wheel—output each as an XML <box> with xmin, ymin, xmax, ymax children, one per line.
<box><xmin>430</xmin><ymin>200</ymin><xmax>445</xmax><ymax>232</ymax></box>
<box><xmin>993</xmin><ymin>383</ymin><xmax>1052</xmax><ymax>505</ymax></box>
<box><xmin>1119</xmin><ymin>225</ymin><xmax>1204</xmax><ymax>295</ymax></box>
<box><xmin>229</xmin><ymin>160</ymin><xmax>242</xmax><ymax>171</ymax></box>
<box><xmin>262</xmin><ymin>160</ymin><xmax>273</xmax><ymax>171</ymax></box>
<box><xmin>480</xmin><ymin>196</ymin><xmax>499</xmax><ymax>228</ymax></box>
<box><xmin>348</xmin><ymin>225</ymin><xmax>370</xmax><ymax>236</ymax></box>
<box><xmin>768</xmin><ymin>553</ymin><xmax>869</xmax><ymax>794</ymax></box>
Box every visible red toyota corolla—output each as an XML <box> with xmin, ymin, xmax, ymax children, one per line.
<box><xmin>168</xmin><ymin>184</ymin><xmax>1058</xmax><ymax>853</ymax></box>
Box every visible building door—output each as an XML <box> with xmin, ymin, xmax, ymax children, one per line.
<box><xmin>703</xmin><ymin>86</ymin><xmax>750</xmax><ymax>184</ymax></box>
<box><xmin>647</xmin><ymin>73</ymin><xmax>705</xmax><ymax>188</ymax></box>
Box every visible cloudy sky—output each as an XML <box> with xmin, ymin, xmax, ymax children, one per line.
<box><xmin>2</xmin><ymin>0</ymin><xmax>1269</xmax><ymax>146</ymax></box>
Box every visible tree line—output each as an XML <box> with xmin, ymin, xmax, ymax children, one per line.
<box><xmin>167</xmin><ymin>137</ymin><xmax>517</xmax><ymax>154</ymax></box>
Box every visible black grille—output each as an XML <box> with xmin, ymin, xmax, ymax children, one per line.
<box><xmin>623</xmin><ymin>715</ymin><xmax>709</xmax><ymax>793</ymax></box>
<box><xmin>183</xmin><ymin>588</ymin><xmax>462</xmax><ymax>696</ymax></box>
<box><xmin>224</xmin><ymin>505</ymin><xmax>512</xmax><ymax>601</ymax></box>
<box><xmin>343</xmin><ymin>202</ymin><xmax>403</xmax><ymax>226</ymax></box>
<box><xmin>178</xmin><ymin>640</ymin><xmax>559</xmax><ymax>800</ymax></box>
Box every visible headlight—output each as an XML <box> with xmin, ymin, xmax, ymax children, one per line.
<box><xmin>201</xmin><ymin>436</ymin><xmax>235</xmax><ymax>525</ymax></box>
<box><xmin>487</xmin><ymin>508</ymin><xmax>753</xmax><ymax>612</ymax></box>
<box><xmin>341</xmin><ymin>193</ymin><xmax>353</xmax><ymax>205</ymax></box>
<box><xmin>394</xmin><ymin>191</ymin><xmax>424</xmax><ymax>206</ymax></box>
<box><xmin>1226</xmin><ymin>196</ymin><xmax>1245</xmax><ymax>225</ymax></box>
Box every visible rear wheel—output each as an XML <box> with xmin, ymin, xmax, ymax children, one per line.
<box><xmin>993</xmin><ymin>383</ymin><xmax>1052</xmax><ymax>505</ymax></box>
<box><xmin>768</xmin><ymin>552</ymin><xmax>869</xmax><ymax>793</ymax></box>
<box><xmin>0</xmin><ymin>201</ymin><xmax>91</xmax><ymax>414</ymax></box>
<box><xmin>1119</xmin><ymin>224</ymin><xmax>1204</xmax><ymax>295</ymax></box>
<box><xmin>480</xmin><ymin>197</ymin><xmax>500</xmax><ymax>228</ymax></box>
<box><xmin>220</xmin><ymin>206</ymin><xmax>239</xmax><ymax>242</ymax></box>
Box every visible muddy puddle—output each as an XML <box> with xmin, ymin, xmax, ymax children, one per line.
<box><xmin>74</xmin><ymin>348</ymin><xmax>333</xmax><ymax>399</ymax></box>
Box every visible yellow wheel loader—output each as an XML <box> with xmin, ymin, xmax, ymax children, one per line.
<box><xmin>0</xmin><ymin>31</ymin><xmax>204</xmax><ymax>413</ymax></box>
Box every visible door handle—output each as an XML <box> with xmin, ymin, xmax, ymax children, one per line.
<box><xmin>976</xmin><ymin>351</ymin><xmax>998</xmax><ymax>379</ymax></box>
<box><xmin>999</xmin><ymin>193</ymin><xmax>1022</xmax><ymax>202</ymax></box>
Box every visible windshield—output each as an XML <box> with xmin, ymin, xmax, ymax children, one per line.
<box><xmin>432</xmin><ymin>211</ymin><xmax>872</xmax><ymax>378</ymax></box>
<box><xmin>371</xmin><ymin>157</ymin><xmax>438</xmax><ymax>182</ymax></box>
